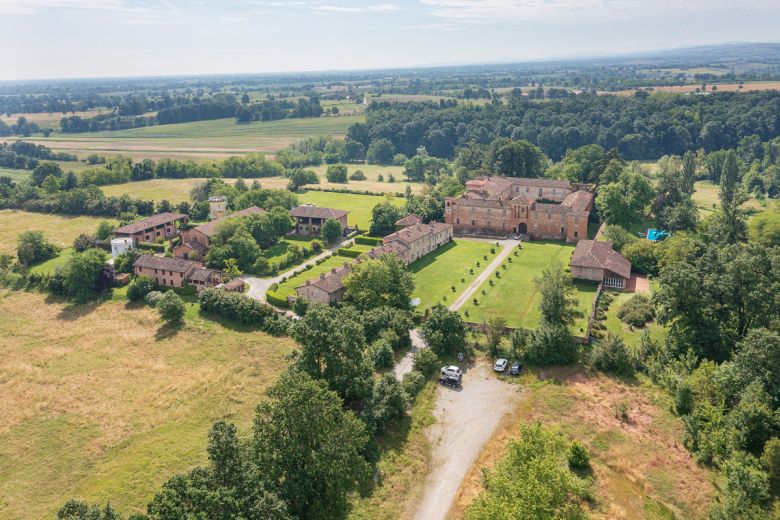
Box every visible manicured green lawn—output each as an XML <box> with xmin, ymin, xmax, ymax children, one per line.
<box><xmin>602</xmin><ymin>289</ymin><xmax>668</xmax><ymax>347</ymax></box>
<box><xmin>297</xmin><ymin>191</ymin><xmax>405</xmax><ymax>231</ymax></box>
<box><xmin>260</xmin><ymin>236</ymin><xmax>319</xmax><ymax>265</ymax></box>
<box><xmin>30</xmin><ymin>248</ymin><xmax>74</xmax><ymax>275</ymax></box>
<box><xmin>459</xmin><ymin>241</ymin><xmax>595</xmax><ymax>335</ymax></box>
<box><xmin>274</xmin><ymin>255</ymin><xmax>349</xmax><ymax>298</ymax></box>
<box><xmin>408</xmin><ymin>239</ymin><xmax>495</xmax><ymax>311</ymax></box>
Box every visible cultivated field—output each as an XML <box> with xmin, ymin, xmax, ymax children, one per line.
<box><xmin>0</xmin><ymin>290</ymin><xmax>296</xmax><ymax>519</ymax></box>
<box><xmin>0</xmin><ymin>109</ymin><xmax>111</xmax><ymax>129</ymax></box>
<box><xmin>458</xmin><ymin>241</ymin><xmax>595</xmax><ymax>334</ymax></box>
<box><xmin>452</xmin><ymin>367</ymin><xmax>715</xmax><ymax>519</ymax></box>
<box><xmin>408</xmin><ymin>239</ymin><xmax>495</xmax><ymax>310</ymax></box>
<box><xmin>0</xmin><ymin>210</ymin><xmax>112</xmax><ymax>255</ymax></box>
<box><xmin>12</xmin><ymin>115</ymin><xmax>363</xmax><ymax>161</ymax></box>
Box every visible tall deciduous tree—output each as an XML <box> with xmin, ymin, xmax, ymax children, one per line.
<box><xmin>343</xmin><ymin>254</ymin><xmax>414</xmax><ymax>311</ymax></box>
<box><xmin>595</xmin><ymin>169</ymin><xmax>653</xmax><ymax>229</ymax></box>
<box><xmin>420</xmin><ymin>304</ymin><xmax>466</xmax><ymax>356</ymax></box>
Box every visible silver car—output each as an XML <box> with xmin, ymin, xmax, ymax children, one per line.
<box><xmin>494</xmin><ymin>358</ymin><xmax>508</xmax><ymax>372</ymax></box>
<box><xmin>440</xmin><ymin>365</ymin><xmax>463</xmax><ymax>380</ymax></box>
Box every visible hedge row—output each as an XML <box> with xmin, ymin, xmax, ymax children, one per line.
<box><xmin>198</xmin><ymin>288</ymin><xmax>289</xmax><ymax>335</ymax></box>
<box><xmin>337</xmin><ymin>248</ymin><xmax>362</xmax><ymax>258</ymax></box>
<box><xmin>266</xmin><ymin>290</ymin><xmax>289</xmax><ymax>308</ymax></box>
<box><xmin>355</xmin><ymin>236</ymin><xmax>383</xmax><ymax>246</ymax></box>
<box><xmin>303</xmin><ymin>186</ymin><xmax>405</xmax><ymax>198</ymax></box>
<box><xmin>137</xmin><ymin>242</ymin><xmax>165</xmax><ymax>253</ymax></box>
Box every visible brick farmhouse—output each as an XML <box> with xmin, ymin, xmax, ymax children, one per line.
<box><xmin>289</xmin><ymin>205</ymin><xmax>349</xmax><ymax>236</ymax></box>
<box><xmin>444</xmin><ymin>176</ymin><xmax>593</xmax><ymax>242</ymax></box>
<box><xmin>173</xmin><ymin>206</ymin><xmax>265</xmax><ymax>260</ymax></box>
<box><xmin>295</xmin><ymin>221</ymin><xmax>453</xmax><ymax>304</ymax></box>
<box><xmin>133</xmin><ymin>254</ymin><xmax>225</xmax><ymax>292</ymax></box>
<box><xmin>114</xmin><ymin>212</ymin><xmax>188</xmax><ymax>244</ymax></box>
<box><xmin>569</xmin><ymin>240</ymin><xmax>632</xmax><ymax>289</ymax></box>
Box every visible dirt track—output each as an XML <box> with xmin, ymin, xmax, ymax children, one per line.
<box><xmin>413</xmin><ymin>363</ymin><xmax>517</xmax><ymax>520</ymax></box>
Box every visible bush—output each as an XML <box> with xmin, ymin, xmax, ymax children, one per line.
<box><xmin>402</xmin><ymin>370</ymin><xmax>426</xmax><ymax>400</ymax></box>
<box><xmin>522</xmin><ymin>322</ymin><xmax>578</xmax><ymax>365</ymax></box>
<box><xmin>252</xmin><ymin>256</ymin><xmax>271</xmax><ymax>276</ymax></box>
<box><xmin>412</xmin><ymin>347</ymin><xmax>439</xmax><ymax>377</ymax></box>
<box><xmin>616</xmin><ymin>294</ymin><xmax>655</xmax><ymax>327</ymax></box>
<box><xmin>136</xmin><ymin>242</ymin><xmax>165</xmax><ymax>253</ymax></box>
<box><xmin>568</xmin><ymin>441</ymin><xmax>591</xmax><ymax>469</ymax></box>
<box><xmin>368</xmin><ymin>337</ymin><xmax>395</xmax><ymax>370</ymax></box>
<box><xmin>591</xmin><ymin>333</ymin><xmax>635</xmax><ymax>376</ymax></box>
<box><xmin>144</xmin><ymin>290</ymin><xmax>163</xmax><ymax>307</ymax></box>
<box><xmin>355</xmin><ymin>236</ymin><xmax>383</xmax><ymax>246</ymax></box>
<box><xmin>601</xmin><ymin>225</ymin><xmax>638</xmax><ymax>252</ymax></box>
<box><xmin>309</xmin><ymin>239</ymin><xmax>323</xmax><ymax>253</ymax></box>
<box><xmin>337</xmin><ymin>247</ymin><xmax>362</xmax><ymax>258</ymax></box>
<box><xmin>17</xmin><ymin>230</ymin><xmax>59</xmax><ymax>266</ymax></box>
<box><xmin>127</xmin><ymin>275</ymin><xmax>155</xmax><ymax>301</ymax></box>
<box><xmin>365</xmin><ymin>374</ymin><xmax>407</xmax><ymax>434</ymax></box>
<box><xmin>266</xmin><ymin>290</ymin><xmax>289</xmax><ymax>308</ymax></box>
<box><xmin>157</xmin><ymin>291</ymin><xmax>185</xmax><ymax>324</ymax></box>
<box><xmin>622</xmin><ymin>240</ymin><xmax>659</xmax><ymax>275</ymax></box>
<box><xmin>349</xmin><ymin>170</ymin><xmax>366</xmax><ymax>181</ymax></box>
<box><xmin>198</xmin><ymin>287</ymin><xmax>281</xmax><ymax>332</ymax></box>
<box><xmin>326</xmin><ymin>164</ymin><xmax>349</xmax><ymax>183</ymax></box>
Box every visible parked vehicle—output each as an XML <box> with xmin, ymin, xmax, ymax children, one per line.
<box><xmin>440</xmin><ymin>365</ymin><xmax>463</xmax><ymax>380</ymax></box>
<box><xmin>494</xmin><ymin>358</ymin><xmax>508</xmax><ymax>372</ymax></box>
<box><xmin>439</xmin><ymin>375</ymin><xmax>461</xmax><ymax>388</ymax></box>
<box><xmin>510</xmin><ymin>361</ymin><xmax>523</xmax><ymax>375</ymax></box>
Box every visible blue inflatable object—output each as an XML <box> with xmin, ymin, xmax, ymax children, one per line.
<box><xmin>647</xmin><ymin>228</ymin><xmax>669</xmax><ymax>242</ymax></box>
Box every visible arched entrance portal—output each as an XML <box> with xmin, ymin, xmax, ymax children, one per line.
<box><xmin>517</xmin><ymin>223</ymin><xmax>528</xmax><ymax>234</ymax></box>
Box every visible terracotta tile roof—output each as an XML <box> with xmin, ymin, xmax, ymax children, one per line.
<box><xmin>133</xmin><ymin>254</ymin><xmax>200</xmax><ymax>273</ymax></box>
<box><xmin>505</xmin><ymin>177</ymin><xmax>573</xmax><ymax>189</ymax></box>
<box><xmin>395</xmin><ymin>214</ymin><xmax>422</xmax><ymax>227</ymax></box>
<box><xmin>297</xmin><ymin>264</ymin><xmax>352</xmax><ymax>294</ymax></box>
<box><xmin>186</xmin><ymin>268</ymin><xmax>222</xmax><ymax>283</ymax></box>
<box><xmin>366</xmin><ymin>241</ymin><xmax>410</xmax><ymax>259</ymax></box>
<box><xmin>114</xmin><ymin>212</ymin><xmax>187</xmax><ymax>235</ymax></box>
<box><xmin>561</xmin><ymin>190</ymin><xmax>594</xmax><ymax>212</ymax></box>
<box><xmin>384</xmin><ymin>222</ymin><xmax>452</xmax><ymax>246</ymax></box>
<box><xmin>219</xmin><ymin>278</ymin><xmax>245</xmax><ymax>291</ymax></box>
<box><xmin>193</xmin><ymin>206</ymin><xmax>265</xmax><ymax>237</ymax></box>
<box><xmin>179</xmin><ymin>240</ymin><xmax>208</xmax><ymax>254</ymax></box>
<box><xmin>289</xmin><ymin>205</ymin><xmax>349</xmax><ymax>220</ymax></box>
<box><xmin>570</xmin><ymin>240</ymin><xmax>632</xmax><ymax>280</ymax></box>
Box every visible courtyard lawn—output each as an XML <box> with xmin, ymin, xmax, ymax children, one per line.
<box><xmin>0</xmin><ymin>290</ymin><xmax>295</xmax><ymax>520</ymax></box>
<box><xmin>274</xmin><ymin>254</ymin><xmax>349</xmax><ymax>299</ymax></box>
<box><xmin>459</xmin><ymin>241</ymin><xmax>595</xmax><ymax>335</ymax></box>
<box><xmin>602</xmin><ymin>289</ymin><xmax>668</xmax><ymax>347</ymax></box>
<box><xmin>0</xmin><ymin>209</ymin><xmax>113</xmax><ymax>255</ymax></box>
<box><xmin>297</xmin><ymin>191</ymin><xmax>405</xmax><ymax>231</ymax></box>
<box><xmin>408</xmin><ymin>239</ymin><xmax>495</xmax><ymax>311</ymax></box>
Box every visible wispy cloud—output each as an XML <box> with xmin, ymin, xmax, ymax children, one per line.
<box><xmin>405</xmin><ymin>22</ymin><xmax>463</xmax><ymax>31</ymax></box>
<box><xmin>312</xmin><ymin>3</ymin><xmax>400</xmax><ymax>13</ymax></box>
<box><xmin>420</xmin><ymin>0</ymin><xmax>778</xmax><ymax>23</ymax></box>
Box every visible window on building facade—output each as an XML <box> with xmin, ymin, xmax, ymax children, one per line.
<box><xmin>471</xmin><ymin>220</ymin><xmax>476</xmax><ymax>225</ymax></box>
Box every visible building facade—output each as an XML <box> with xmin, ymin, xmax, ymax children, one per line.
<box><xmin>114</xmin><ymin>212</ymin><xmax>188</xmax><ymax>244</ymax></box>
<box><xmin>133</xmin><ymin>255</ymin><xmax>224</xmax><ymax>292</ymax></box>
<box><xmin>289</xmin><ymin>205</ymin><xmax>349</xmax><ymax>236</ymax></box>
<box><xmin>173</xmin><ymin>206</ymin><xmax>265</xmax><ymax>260</ymax></box>
<box><xmin>444</xmin><ymin>176</ymin><xmax>593</xmax><ymax>242</ymax></box>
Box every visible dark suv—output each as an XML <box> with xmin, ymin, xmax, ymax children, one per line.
<box><xmin>509</xmin><ymin>361</ymin><xmax>523</xmax><ymax>376</ymax></box>
<box><xmin>439</xmin><ymin>375</ymin><xmax>461</xmax><ymax>388</ymax></box>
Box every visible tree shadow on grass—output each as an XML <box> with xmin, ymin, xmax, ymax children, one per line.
<box><xmin>155</xmin><ymin>321</ymin><xmax>183</xmax><ymax>341</ymax></box>
<box><xmin>45</xmin><ymin>293</ymin><xmax>103</xmax><ymax>321</ymax></box>
<box><xmin>359</xmin><ymin>411</ymin><xmax>414</xmax><ymax>497</ymax></box>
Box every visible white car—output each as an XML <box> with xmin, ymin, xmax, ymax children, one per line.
<box><xmin>494</xmin><ymin>358</ymin><xmax>508</xmax><ymax>372</ymax></box>
<box><xmin>440</xmin><ymin>365</ymin><xmax>463</xmax><ymax>380</ymax></box>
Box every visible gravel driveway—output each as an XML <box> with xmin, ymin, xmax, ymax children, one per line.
<box><xmin>413</xmin><ymin>363</ymin><xmax>517</xmax><ymax>520</ymax></box>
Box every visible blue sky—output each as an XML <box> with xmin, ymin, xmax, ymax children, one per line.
<box><xmin>2</xmin><ymin>0</ymin><xmax>779</xmax><ymax>80</ymax></box>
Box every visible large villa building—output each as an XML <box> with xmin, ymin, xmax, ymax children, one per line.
<box><xmin>113</xmin><ymin>212</ymin><xmax>188</xmax><ymax>245</ymax></box>
<box><xmin>444</xmin><ymin>176</ymin><xmax>594</xmax><ymax>242</ymax></box>
<box><xmin>289</xmin><ymin>205</ymin><xmax>349</xmax><ymax>236</ymax></box>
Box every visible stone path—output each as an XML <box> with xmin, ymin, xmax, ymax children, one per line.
<box><xmin>448</xmin><ymin>238</ymin><xmax>520</xmax><ymax>311</ymax></box>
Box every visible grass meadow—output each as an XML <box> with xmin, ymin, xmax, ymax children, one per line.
<box><xmin>0</xmin><ymin>167</ymin><xmax>31</xmax><ymax>183</ymax></box>
<box><xmin>451</xmin><ymin>366</ymin><xmax>715</xmax><ymax>519</ymax></box>
<box><xmin>408</xmin><ymin>239</ymin><xmax>496</xmax><ymax>310</ymax></box>
<box><xmin>692</xmin><ymin>180</ymin><xmax>773</xmax><ymax>216</ymax></box>
<box><xmin>458</xmin><ymin>241</ymin><xmax>595</xmax><ymax>335</ymax></box>
<box><xmin>14</xmin><ymin>115</ymin><xmax>364</xmax><ymax>160</ymax></box>
<box><xmin>0</xmin><ymin>290</ymin><xmax>296</xmax><ymax>519</ymax></box>
<box><xmin>602</xmin><ymin>289</ymin><xmax>668</xmax><ymax>347</ymax></box>
<box><xmin>0</xmin><ymin>210</ymin><xmax>113</xmax><ymax>255</ymax></box>
<box><xmin>297</xmin><ymin>190</ymin><xmax>405</xmax><ymax>231</ymax></box>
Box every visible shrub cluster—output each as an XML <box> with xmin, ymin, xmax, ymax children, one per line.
<box><xmin>617</xmin><ymin>294</ymin><xmax>655</xmax><ymax>327</ymax></box>
<box><xmin>355</xmin><ymin>235</ymin><xmax>383</xmax><ymax>246</ymax></box>
<box><xmin>198</xmin><ymin>288</ymin><xmax>288</xmax><ymax>334</ymax></box>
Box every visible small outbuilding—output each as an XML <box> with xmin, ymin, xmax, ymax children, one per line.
<box><xmin>569</xmin><ymin>240</ymin><xmax>632</xmax><ymax>289</ymax></box>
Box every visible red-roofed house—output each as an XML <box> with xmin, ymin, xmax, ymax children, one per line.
<box><xmin>569</xmin><ymin>240</ymin><xmax>632</xmax><ymax>289</ymax></box>
<box><xmin>289</xmin><ymin>205</ymin><xmax>349</xmax><ymax>236</ymax></box>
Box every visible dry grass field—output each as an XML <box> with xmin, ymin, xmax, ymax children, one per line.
<box><xmin>0</xmin><ymin>290</ymin><xmax>295</xmax><ymax>519</ymax></box>
<box><xmin>451</xmin><ymin>366</ymin><xmax>715</xmax><ymax>519</ymax></box>
<box><xmin>0</xmin><ymin>109</ymin><xmax>110</xmax><ymax>129</ymax></box>
<box><xmin>0</xmin><ymin>209</ymin><xmax>112</xmax><ymax>255</ymax></box>
<box><xmin>612</xmin><ymin>81</ymin><xmax>780</xmax><ymax>96</ymax></box>
<box><xmin>692</xmin><ymin>180</ymin><xmax>771</xmax><ymax>215</ymax></box>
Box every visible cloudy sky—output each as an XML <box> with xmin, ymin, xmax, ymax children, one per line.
<box><xmin>2</xmin><ymin>0</ymin><xmax>779</xmax><ymax>80</ymax></box>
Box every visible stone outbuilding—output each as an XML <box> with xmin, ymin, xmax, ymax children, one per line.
<box><xmin>133</xmin><ymin>254</ymin><xmax>224</xmax><ymax>292</ymax></box>
<box><xmin>569</xmin><ymin>240</ymin><xmax>632</xmax><ymax>289</ymax></box>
